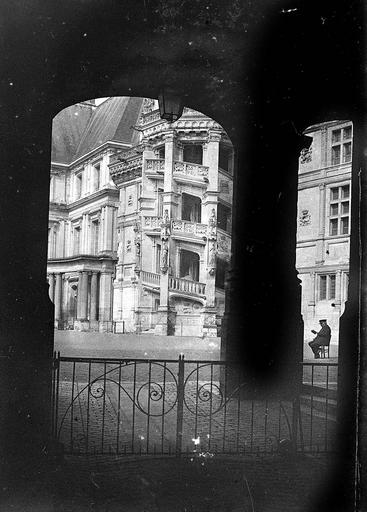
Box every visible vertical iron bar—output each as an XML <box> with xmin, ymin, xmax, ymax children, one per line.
<box><xmin>86</xmin><ymin>361</ymin><xmax>91</xmax><ymax>453</ymax></box>
<box><xmin>131</xmin><ymin>362</ymin><xmax>137</xmax><ymax>453</ymax></box>
<box><xmin>70</xmin><ymin>361</ymin><xmax>76</xmax><ymax>453</ymax></box>
<box><xmin>51</xmin><ymin>351</ymin><xmax>56</xmax><ymax>438</ymax></box>
<box><xmin>146</xmin><ymin>362</ymin><xmax>152</xmax><ymax>453</ymax></box>
<box><xmin>116</xmin><ymin>362</ymin><xmax>122</xmax><ymax>454</ymax></box>
<box><xmin>222</xmin><ymin>363</ymin><xmax>228</xmax><ymax>453</ymax></box>
<box><xmin>101</xmin><ymin>362</ymin><xmax>107</xmax><ymax>453</ymax></box>
<box><xmin>264</xmin><ymin>400</ymin><xmax>268</xmax><ymax>453</ymax></box>
<box><xmin>310</xmin><ymin>364</ymin><xmax>314</xmax><ymax>451</ymax></box>
<box><xmin>236</xmin><ymin>366</ymin><xmax>241</xmax><ymax>453</ymax></box>
<box><xmin>55</xmin><ymin>352</ymin><xmax>60</xmax><ymax>439</ymax></box>
<box><xmin>250</xmin><ymin>401</ymin><xmax>254</xmax><ymax>453</ymax></box>
<box><xmin>175</xmin><ymin>355</ymin><xmax>185</xmax><ymax>456</ymax></box>
<box><xmin>208</xmin><ymin>363</ymin><xmax>214</xmax><ymax>451</ymax></box>
<box><xmin>325</xmin><ymin>364</ymin><xmax>329</xmax><ymax>451</ymax></box>
<box><xmin>161</xmin><ymin>362</ymin><xmax>167</xmax><ymax>454</ymax></box>
<box><xmin>194</xmin><ymin>362</ymin><xmax>199</xmax><ymax>439</ymax></box>
<box><xmin>278</xmin><ymin>400</ymin><xmax>282</xmax><ymax>442</ymax></box>
<box><xmin>292</xmin><ymin>396</ymin><xmax>300</xmax><ymax>452</ymax></box>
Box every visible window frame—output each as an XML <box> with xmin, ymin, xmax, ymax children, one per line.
<box><xmin>318</xmin><ymin>273</ymin><xmax>336</xmax><ymax>301</ymax></box>
<box><xmin>327</xmin><ymin>182</ymin><xmax>350</xmax><ymax>237</ymax></box>
<box><xmin>329</xmin><ymin>124</ymin><xmax>353</xmax><ymax>166</ymax></box>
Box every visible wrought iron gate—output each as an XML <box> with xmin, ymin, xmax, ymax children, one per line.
<box><xmin>51</xmin><ymin>354</ymin><xmax>337</xmax><ymax>455</ymax></box>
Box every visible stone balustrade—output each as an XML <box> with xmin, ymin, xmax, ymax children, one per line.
<box><xmin>139</xmin><ymin>270</ymin><xmax>206</xmax><ymax>297</ymax></box>
<box><xmin>173</xmin><ymin>161</ymin><xmax>209</xmax><ymax>182</ymax></box>
<box><xmin>143</xmin><ymin>215</ymin><xmax>162</xmax><ymax>230</ymax></box>
<box><xmin>141</xmin><ymin>270</ymin><xmax>160</xmax><ymax>286</ymax></box>
<box><xmin>169</xmin><ymin>276</ymin><xmax>206</xmax><ymax>296</ymax></box>
<box><xmin>171</xmin><ymin>219</ymin><xmax>208</xmax><ymax>238</ymax></box>
<box><xmin>145</xmin><ymin>158</ymin><xmax>165</xmax><ymax>173</ymax></box>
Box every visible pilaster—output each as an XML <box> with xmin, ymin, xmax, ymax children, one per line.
<box><xmin>54</xmin><ymin>273</ymin><xmax>63</xmax><ymax>329</ymax></box>
<box><xmin>99</xmin><ymin>271</ymin><xmax>113</xmax><ymax>332</ymax></box>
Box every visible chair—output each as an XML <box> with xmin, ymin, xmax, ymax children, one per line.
<box><xmin>319</xmin><ymin>345</ymin><xmax>330</xmax><ymax>358</ymax></box>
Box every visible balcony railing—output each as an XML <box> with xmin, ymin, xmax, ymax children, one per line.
<box><xmin>141</xmin><ymin>270</ymin><xmax>160</xmax><ymax>287</ymax></box>
<box><xmin>143</xmin><ymin>215</ymin><xmax>162</xmax><ymax>230</ymax></box>
<box><xmin>145</xmin><ymin>158</ymin><xmax>165</xmax><ymax>174</ymax></box>
<box><xmin>173</xmin><ymin>161</ymin><xmax>209</xmax><ymax>183</ymax></box>
<box><xmin>171</xmin><ymin>220</ymin><xmax>207</xmax><ymax>238</ymax></box>
<box><xmin>169</xmin><ymin>276</ymin><xmax>206</xmax><ymax>296</ymax></box>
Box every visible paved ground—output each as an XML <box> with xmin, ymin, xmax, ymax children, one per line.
<box><xmin>54</xmin><ymin>331</ymin><xmax>221</xmax><ymax>360</ymax></box>
<box><xmin>1</xmin><ymin>453</ymin><xmax>341</xmax><ymax>512</ymax></box>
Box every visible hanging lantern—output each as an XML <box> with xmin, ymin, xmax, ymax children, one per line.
<box><xmin>158</xmin><ymin>88</ymin><xmax>184</xmax><ymax>123</ymax></box>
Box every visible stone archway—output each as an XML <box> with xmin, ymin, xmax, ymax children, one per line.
<box><xmin>0</xmin><ymin>1</ymin><xmax>362</xmax><ymax>509</ymax></box>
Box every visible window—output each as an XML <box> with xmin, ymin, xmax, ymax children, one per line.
<box><xmin>183</xmin><ymin>144</ymin><xmax>203</xmax><ymax>165</ymax></box>
<box><xmin>157</xmin><ymin>188</ymin><xmax>164</xmax><ymax>216</ymax></box>
<box><xmin>217</xmin><ymin>203</ymin><xmax>232</xmax><ymax>232</ymax></box>
<box><xmin>181</xmin><ymin>193</ymin><xmax>201</xmax><ymax>223</ymax></box>
<box><xmin>92</xmin><ymin>163</ymin><xmax>101</xmax><ymax>192</ymax></box>
<box><xmin>219</xmin><ymin>144</ymin><xmax>233</xmax><ymax>174</ymax></box>
<box><xmin>216</xmin><ymin>258</ymin><xmax>229</xmax><ymax>289</ymax></box>
<box><xmin>319</xmin><ymin>274</ymin><xmax>336</xmax><ymax>300</ymax></box>
<box><xmin>329</xmin><ymin>184</ymin><xmax>350</xmax><ymax>235</ymax></box>
<box><xmin>156</xmin><ymin>146</ymin><xmax>165</xmax><ymax>159</ymax></box>
<box><xmin>73</xmin><ymin>226</ymin><xmax>81</xmax><ymax>255</ymax></box>
<box><xmin>331</xmin><ymin>125</ymin><xmax>352</xmax><ymax>165</ymax></box>
<box><xmin>156</xmin><ymin>244</ymin><xmax>161</xmax><ymax>273</ymax></box>
<box><xmin>91</xmin><ymin>220</ymin><xmax>100</xmax><ymax>255</ymax></box>
<box><xmin>75</xmin><ymin>172</ymin><xmax>83</xmax><ymax>199</ymax></box>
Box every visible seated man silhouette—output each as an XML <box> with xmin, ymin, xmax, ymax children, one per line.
<box><xmin>308</xmin><ymin>319</ymin><xmax>331</xmax><ymax>359</ymax></box>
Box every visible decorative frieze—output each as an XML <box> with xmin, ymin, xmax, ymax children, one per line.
<box><xmin>173</xmin><ymin>161</ymin><xmax>209</xmax><ymax>182</ymax></box>
<box><xmin>171</xmin><ymin>220</ymin><xmax>207</xmax><ymax>237</ymax></box>
<box><xmin>145</xmin><ymin>158</ymin><xmax>165</xmax><ymax>173</ymax></box>
<box><xmin>142</xmin><ymin>216</ymin><xmax>161</xmax><ymax>230</ymax></box>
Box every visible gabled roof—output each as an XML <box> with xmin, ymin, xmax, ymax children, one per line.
<box><xmin>51</xmin><ymin>102</ymin><xmax>94</xmax><ymax>164</ymax></box>
<box><xmin>74</xmin><ymin>96</ymin><xmax>144</xmax><ymax>159</ymax></box>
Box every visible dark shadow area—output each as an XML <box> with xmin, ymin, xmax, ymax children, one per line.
<box><xmin>0</xmin><ymin>1</ymin><xmax>363</xmax><ymax>511</ymax></box>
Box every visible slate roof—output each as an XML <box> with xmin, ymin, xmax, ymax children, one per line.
<box><xmin>74</xmin><ymin>96</ymin><xmax>144</xmax><ymax>160</ymax></box>
<box><xmin>51</xmin><ymin>97</ymin><xmax>144</xmax><ymax>165</ymax></box>
<box><xmin>51</xmin><ymin>102</ymin><xmax>94</xmax><ymax>164</ymax></box>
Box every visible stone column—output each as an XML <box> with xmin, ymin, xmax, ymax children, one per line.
<box><xmin>48</xmin><ymin>273</ymin><xmax>55</xmax><ymax>303</ymax></box>
<box><xmin>90</xmin><ymin>272</ymin><xmax>99</xmax><ymax>330</ymax></box>
<box><xmin>54</xmin><ymin>273</ymin><xmax>62</xmax><ymax>329</ymax></box>
<box><xmin>221</xmin><ymin>121</ymin><xmax>305</xmax><ymax>398</ymax></box>
<box><xmin>155</xmin><ymin>131</ymin><xmax>176</xmax><ymax>335</ymax></box>
<box><xmin>99</xmin><ymin>271</ymin><xmax>113</xmax><ymax>332</ymax></box>
<box><xmin>335</xmin><ymin>270</ymin><xmax>342</xmax><ymax>306</ymax></box>
<box><xmin>75</xmin><ymin>271</ymin><xmax>89</xmax><ymax>330</ymax></box>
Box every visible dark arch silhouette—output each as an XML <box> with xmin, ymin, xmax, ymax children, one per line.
<box><xmin>0</xmin><ymin>1</ymin><xmax>362</xmax><ymax>511</ymax></box>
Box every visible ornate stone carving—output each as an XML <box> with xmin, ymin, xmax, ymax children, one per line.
<box><xmin>126</xmin><ymin>240</ymin><xmax>132</xmax><ymax>252</ymax></box>
<box><xmin>160</xmin><ymin>209</ymin><xmax>171</xmax><ymax>240</ymax></box>
<box><xmin>133</xmin><ymin>220</ymin><xmax>141</xmax><ymax>272</ymax></box>
<box><xmin>160</xmin><ymin>239</ymin><xmax>169</xmax><ymax>274</ymax></box>
<box><xmin>299</xmin><ymin>209</ymin><xmax>311</xmax><ymax>226</ymax></box>
<box><xmin>173</xmin><ymin>161</ymin><xmax>209</xmax><ymax>180</ymax></box>
<box><xmin>208</xmin><ymin>240</ymin><xmax>217</xmax><ymax>275</ymax></box>
<box><xmin>208</xmin><ymin>208</ymin><xmax>217</xmax><ymax>238</ymax></box>
<box><xmin>300</xmin><ymin>146</ymin><xmax>312</xmax><ymax>164</ymax></box>
<box><xmin>144</xmin><ymin>215</ymin><xmax>162</xmax><ymax>229</ymax></box>
<box><xmin>145</xmin><ymin>158</ymin><xmax>165</xmax><ymax>172</ymax></box>
<box><xmin>142</xmin><ymin>98</ymin><xmax>156</xmax><ymax>114</ymax></box>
